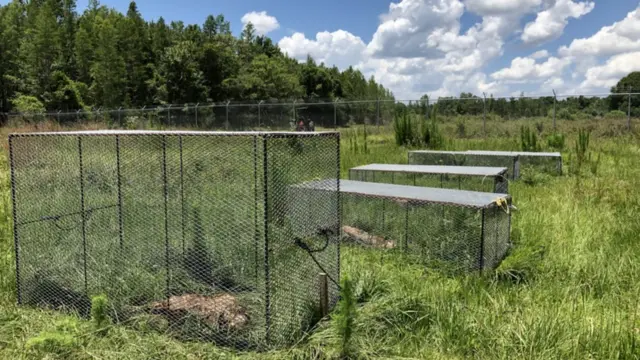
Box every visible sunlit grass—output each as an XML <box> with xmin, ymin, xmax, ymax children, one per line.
<box><xmin>0</xmin><ymin>119</ymin><xmax>639</xmax><ymax>359</ymax></box>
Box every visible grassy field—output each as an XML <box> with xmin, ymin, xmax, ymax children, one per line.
<box><xmin>0</xmin><ymin>117</ymin><xmax>639</xmax><ymax>359</ymax></box>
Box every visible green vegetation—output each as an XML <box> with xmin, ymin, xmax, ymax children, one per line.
<box><xmin>0</xmin><ymin>0</ymin><xmax>392</xmax><ymax>121</ymax></box>
<box><xmin>520</xmin><ymin>126</ymin><xmax>541</xmax><ymax>152</ymax></box>
<box><xmin>1</xmin><ymin>118</ymin><xmax>640</xmax><ymax>359</ymax></box>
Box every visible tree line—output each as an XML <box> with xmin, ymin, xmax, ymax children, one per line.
<box><xmin>0</xmin><ymin>0</ymin><xmax>393</xmax><ymax>118</ymax></box>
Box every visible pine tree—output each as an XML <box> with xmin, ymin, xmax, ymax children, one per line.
<box><xmin>90</xmin><ymin>11</ymin><xmax>126</xmax><ymax>107</ymax></box>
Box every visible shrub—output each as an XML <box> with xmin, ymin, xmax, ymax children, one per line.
<box><xmin>11</xmin><ymin>94</ymin><xmax>46</xmax><ymax>114</ymax></box>
<box><xmin>520</xmin><ymin>126</ymin><xmax>541</xmax><ymax>152</ymax></box>
<box><xmin>420</xmin><ymin>116</ymin><xmax>445</xmax><ymax>149</ymax></box>
<box><xmin>393</xmin><ymin>111</ymin><xmax>415</xmax><ymax>146</ymax></box>
<box><xmin>25</xmin><ymin>332</ymin><xmax>79</xmax><ymax>356</ymax></box>
<box><xmin>456</xmin><ymin>120</ymin><xmax>466</xmax><ymax>138</ymax></box>
<box><xmin>335</xmin><ymin>276</ymin><xmax>357</xmax><ymax>358</ymax></box>
<box><xmin>91</xmin><ymin>294</ymin><xmax>110</xmax><ymax>333</ymax></box>
<box><xmin>573</xmin><ymin>128</ymin><xmax>591</xmax><ymax>175</ymax></box>
<box><xmin>547</xmin><ymin>133</ymin><xmax>565</xmax><ymax>150</ymax></box>
<box><xmin>557</xmin><ymin>108</ymin><xmax>574</xmax><ymax>120</ymax></box>
<box><xmin>605</xmin><ymin>110</ymin><xmax>626</xmax><ymax>119</ymax></box>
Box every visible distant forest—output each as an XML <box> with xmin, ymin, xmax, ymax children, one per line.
<box><xmin>1</xmin><ymin>0</ymin><xmax>639</xmax><ymax>121</ymax></box>
<box><xmin>0</xmin><ymin>0</ymin><xmax>393</xmax><ymax>114</ymax></box>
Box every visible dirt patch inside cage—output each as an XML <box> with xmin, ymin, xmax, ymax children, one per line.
<box><xmin>150</xmin><ymin>293</ymin><xmax>249</xmax><ymax>330</ymax></box>
<box><xmin>342</xmin><ymin>225</ymin><xmax>396</xmax><ymax>249</ymax></box>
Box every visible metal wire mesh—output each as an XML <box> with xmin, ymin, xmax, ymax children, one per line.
<box><xmin>409</xmin><ymin>150</ymin><xmax>562</xmax><ymax>180</ymax></box>
<box><xmin>9</xmin><ymin>130</ymin><xmax>340</xmax><ymax>350</ymax></box>
<box><xmin>348</xmin><ymin>164</ymin><xmax>509</xmax><ymax>193</ymax></box>
<box><xmin>298</xmin><ymin>180</ymin><xmax>511</xmax><ymax>273</ymax></box>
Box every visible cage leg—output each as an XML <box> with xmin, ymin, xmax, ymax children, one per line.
<box><xmin>404</xmin><ymin>202</ymin><xmax>410</xmax><ymax>253</ymax></box>
<box><xmin>9</xmin><ymin>136</ymin><xmax>21</xmax><ymax>304</ymax></box>
<box><xmin>179</xmin><ymin>136</ymin><xmax>185</xmax><ymax>257</ymax></box>
<box><xmin>162</xmin><ymin>135</ymin><xmax>170</xmax><ymax>303</ymax></box>
<box><xmin>78</xmin><ymin>136</ymin><xmax>88</xmax><ymax>296</ymax></box>
<box><xmin>479</xmin><ymin>209</ymin><xmax>486</xmax><ymax>272</ymax></box>
<box><xmin>262</xmin><ymin>135</ymin><xmax>271</xmax><ymax>345</ymax></box>
<box><xmin>254</xmin><ymin>135</ymin><xmax>259</xmax><ymax>285</ymax></box>
<box><xmin>116</xmin><ymin>136</ymin><xmax>124</xmax><ymax>251</ymax></box>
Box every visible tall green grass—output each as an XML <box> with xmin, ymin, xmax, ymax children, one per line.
<box><xmin>0</xmin><ymin>120</ymin><xmax>639</xmax><ymax>359</ymax></box>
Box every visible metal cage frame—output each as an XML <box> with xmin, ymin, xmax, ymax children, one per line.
<box><xmin>9</xmin><ymin>130</ymin><xmax>341</xmax><ymax>350</ymax></box>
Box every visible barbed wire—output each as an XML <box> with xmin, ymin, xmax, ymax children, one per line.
<box><xmin>2</xmin><ymin>91</ymin><xmax>639</xmax><ymax>117</ymax></box>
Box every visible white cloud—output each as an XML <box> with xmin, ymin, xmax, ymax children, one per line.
<box><xmin>579</xmin><ymin>51</ymin><xmax>640</xmax><ymax>90</ymax></box>
<box><xmin>559</xmin><ymin>6</ymin><xmax>640</xmax><ymax>57</ymax></box>
<box><xmin>366</xmin><ymin>0</ymin><xmax>466</xmax><ymax>58</ymax></box>
<box><xmin>465</xmin><ymin>0</ymin><xmax>542</xmax><ymax>16</ymax></box>
<box><xmin>522</xmin><ymin>0</ymin><xmax>594</xmax><ymax>45</ymax></box>
<box><xmin>275</xmin><ymin>0</ymin><xmax>637</xmax><ymax>98</ymax></box>
<box><xmin>241</xmin><ymin>11</ymin><xmax>280</xmax><ymax>36</ymax></box>
<box><xmin>530</xmin><ymin>49</ymin><xmax>550</xmax><ymax>59</ymax></box>
<box><xmin>278</xmin><ymin>30</ymin><xmax>367</xmax><ymax>70</ymax></box>
<box><xmin>491</xmin><ymin>56</ymin><xmax>571</xmax><ymax>81</ymax></box>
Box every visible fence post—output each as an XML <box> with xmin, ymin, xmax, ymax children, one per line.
<box><xmin>224</xmin><ymin>101</ymin><xmax>229</xmax><ymax>130</ymax></box>
<box><xmin>56</xmin><ymin>110</ymin><xmax>61</xmax><ymax>123</ymax></box>
<box><xmin>552</xmin><ymin>89</ymin><xmax>557</xmax><ymax>131</ymax></box>
<box><xmin>117</xmin><ymin>107</ymin><xmax>122</xmax><ymax>126</ymax></box>
<box><xmin>482</xmin><ymin>93</ymin><xmax>487</xmax><ymax>136</ymax></box>
<box><xmin>167</xmin><ymin>105</ymin><xmax>172</xmax><ymax>127</ymax></box>
<box><xmin>628</xmin><ymin>86</ymin><xmax>632</xmax><ymax>131</ymax></box>
<box><xmin>195</xmin><ymin>103</ymin><xmax>199</xmax><ymax>128</ymax></box>
<box><xmin>425</xmin><ymin>96</ymin><xmax>430</xmax><ymax>120</ymax></box>
<box><xmin>335</xmin><ymin>99</ymin><xmax>339</xmax><ymax>129</ymax></box>
<box><xmin>376</xmin><ymin>98</ymin><xmax>380</xmax><ymax>127</ymax></box>
<box><xmin>76</xmin><ymin>109</ymin><xmax>81</xmax><ymax>122</ymax></box>
<box><xmin>292</xmin><ymin>100</ymin><xmax>297</xmax><ymax>128</ymax></box>
<box><xmin>258</xmin><ymin>100</ymin><xmax>263</xmax><ymax>128</ymax></box>
<box><xmin>319</xmin><ymin>273</ymin><xmax>328</xmax><ymax>317</ymax></box>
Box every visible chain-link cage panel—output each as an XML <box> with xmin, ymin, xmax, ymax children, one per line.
<box><xmin>409</xmin><ymin>151</ymin><xmax>519</xmax><ymax>180</ymax></box>
<box><xmin>348</xmin><ymin>164</ymin><xmax>509</xmax><ymax>193</ymax></box>
<box><xmin>9</xmin><ymin>131</ymin><xmax>340</xmax><ymax>350</ymax></box>
<box><xmin>297</xmin><ymin>180</ymin><xmax>511</xmax><ymax>273</ymax></box>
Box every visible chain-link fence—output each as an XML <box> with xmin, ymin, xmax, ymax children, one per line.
<box><xmin>3</xmin><ymin>92</ymin><xmax>640</xmax><ymax>133</ymax></box>
<box><xmin>296</xmin><ymin>180</ymin><xmax>511</xmax><ymax>273</ymax></box>
<box><xmin>9</xmin><ymin>130</ymin><xmax>340</xmax><ymax>350</ymax></box>
<box><xmin>348</xmin><ymin>164</ymin><xmax>509</xmax><ymax>193</ymax></box>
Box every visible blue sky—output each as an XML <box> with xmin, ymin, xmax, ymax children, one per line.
<box><xmin>4</xmin><ymin>0</ymin><xmax>640</xmax><ymax>98</ymax></box>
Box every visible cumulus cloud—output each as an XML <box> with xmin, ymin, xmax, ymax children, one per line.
<box><xmin>522</xmin><ymin>0</ymin><xmax>594</xmax><ymax>45</ymax></box>
<box><xmin>275</xmin><ymin>0</ymin><xmax>635</xmax><ymax>98</ymax></box>
<box><xmin>530</xmin><ymin>49</ymin><xmax>550</xmax><ymax>59</ymax></box>
<box><xmin>491</xmin><ymin>56</ymin><xmax>571</xmax><ymax>82</ymax></box>
<box><xmin>465</xmin><ymin>0</ymin><xmax>541</xmax><ymax>16</ymax></box>
<box><xmin>366</xmin><ymin>0</ymin><xmax>466</xmax><ymax>58</ymax></box>
<box><xmin>278</xmin><ymin>30</ymin><xmax>367</xmax><ymax>70</ymax></box>
<box><xmin>579</xmin><ymin>51</ymin><xmax>640</xmax><ymax>90</ymax></box>
<box><xmin>241</xmin><ymin>11</ymin><xmax>280</xmax><ymax>35</ymax></box>
<box><xmin>559</xmin><ymin>6</ymin><xmax>640</xmax><ymax>57</ymax></box>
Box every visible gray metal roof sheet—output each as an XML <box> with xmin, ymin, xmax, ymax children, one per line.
<box><xmin>465</xmin><ymin>150</ymin><xmax>561</xmax><ymax>157</ymax></box>
<box><xmin>350</xmin><ymin>164</ymin><xmax>508</xmax><ymax>176</ymax></box>
<box><xmin>294</xmin><ymin>179</ymin><xmax>509</xmax><ymax>208</ymax></box>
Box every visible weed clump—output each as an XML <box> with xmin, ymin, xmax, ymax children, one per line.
<box><xmin>335</xmin><ymin>276</ymin><xmax>357</xmax><ymax>358</ymax></box>
<box><xmin>520</xmin><ymin>126</ymin><xmax>541</xmax><ymax>152</ymax></box>
<box><xmin>25</xmin><ymin>331</ymin><xmax>79</xmax><ymax>357</ymax></box>
<box><xmin>91</xmin><ymin>294</ymin><xmax>110</xmax><ymax>334</ymax></box>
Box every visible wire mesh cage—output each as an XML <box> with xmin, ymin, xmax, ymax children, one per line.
<box><xmin>465</xmin><ymin>150</ymin><xmax>562</xmax><ymax>178</ymax></box>
<box><xmin>296</xmin><ymin>180</ymin><xmax>512</xmax><ymax>273</ymax></box>
<box><xmin>9</xmin><ymin>130</ymin><xmax>340</xmax><ymax>350</ymax></box>
<box><xmin>409</xmin><ymin>150</ymin><xmax>562</xmax><ymax>180</ymax></box>
<box><xmin>408</xmin><ymin>150</ymin><xmax>519</xmax><ymax>180</ymax></box>
<box><xmin>348</xmin><ymin>164</ymin><xmax>509</xmax><ymax>193</ymax></box>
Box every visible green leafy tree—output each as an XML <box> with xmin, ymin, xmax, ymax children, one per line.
<box><xmin>152</xmin><ymin>41</ymin><xmax>208</xmax><ymax>104</ymax></box>
<box><xmin>90</xmin><ymin>11</ymin><xmax>126</xmax><ymax>107</ymax></box>
<box><xmin>0</xmin><ymin>1</ymin><xmax>24</xmax><ymax>115</ymax></box>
